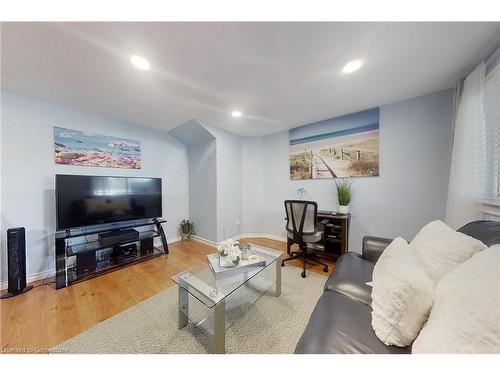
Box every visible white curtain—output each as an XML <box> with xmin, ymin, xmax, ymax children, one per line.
<box><xmin>445</xmin><ymin>63</ymin><xmax>487</xmax><ymax>229</ymax></box>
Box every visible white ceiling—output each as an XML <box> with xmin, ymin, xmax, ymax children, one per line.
<box><xmin>1</xmin><ymin>22</ymin><xmax>499</xmax><ymax>136</ymax></box>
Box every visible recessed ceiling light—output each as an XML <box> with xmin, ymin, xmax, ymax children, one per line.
<box><xmin>342</xmin><ymin>59</ymin><xmax>363</xmax><ymax>74</ymax></box>
<box><xmin>130</xmin><ymin>55</ymin><xmax>151</xmax><ymax>71</ymax></box>
<box><xmin>231</xmin><ymin>111</ymin><xmax>242</xmax><ymax>118</ymax></box>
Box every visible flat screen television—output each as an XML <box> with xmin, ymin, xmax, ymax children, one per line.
<box><xmin>56</xmin><ymin>174</ymin><xmax>162</xmax><ymax>230</ymax></box>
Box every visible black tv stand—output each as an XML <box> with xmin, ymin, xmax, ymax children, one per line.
<box><xmin>55</xmin><ymin>219</ymin><xmax>169</xmax><ymax>289</ymax></box>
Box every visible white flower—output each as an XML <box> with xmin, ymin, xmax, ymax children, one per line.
<box><xmin>217</xmin><ymin>239</ymin><xmax>242</xmax><ymax>265</ymax></box>
<box><xmin>217</xmin><ymin>239</ymin><xmax>239</xmax><ymax>255</ymax></box>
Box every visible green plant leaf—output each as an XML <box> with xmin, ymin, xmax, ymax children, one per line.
<box><xmin>335</xmin><ymin>178</ymin><xmax>352</xmax><ymax>206</ymax></box>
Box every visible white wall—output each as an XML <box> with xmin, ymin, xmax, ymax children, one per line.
<box><xmin>241</xmin><ymin>89</ymin><xmax>454</xmax><ymax>251</ymax></box>
<box><xmin>0</xmin><ymin>87</ymin><xmax>455</xmax><ymax>284</ymax></box>
<box><xmin>0</xmin><ymin>91</ymin><xmax>189</xmax><ymax>283</ymax></box>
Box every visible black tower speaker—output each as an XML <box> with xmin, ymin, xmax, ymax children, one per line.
<box><xmin>140</xmin><ymin>237</ymin><xmax>154</xmax><ymax>255</ymax></box>
<box><xmin>1</xmin><ymin>227</ymin><xmax>33</xmax><ymax>299</ymax></box>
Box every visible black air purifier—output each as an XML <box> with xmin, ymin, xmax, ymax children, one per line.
<box><xmin>1</xmin><ymin>227</ymin><xmax>33</xmax><ymax>299</ymax></box>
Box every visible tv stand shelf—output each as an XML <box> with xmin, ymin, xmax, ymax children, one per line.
<box><xmin>60</xmin><ymin>219</ymin><xmax>167</xmax><ymax>239</ymax></box>
<box><xmin>66</xmin><ymin>230</ymin><xmax>161</xmax><ymax>256</ymax></box>
<box><xmin>55</xmin><ymin>218</ymin><xmax>169</xmax><ymax>289</ymax></box>
<box><xmin>67</xmin><ymin>248</ymin><xmax>164</xmax><ymax>284</ymax></box>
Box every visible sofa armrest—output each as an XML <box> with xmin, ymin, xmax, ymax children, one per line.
<box><xmin>361</xmin><ymin>236</ymin><xmax>394</xmax><ymax>263</ymax></box>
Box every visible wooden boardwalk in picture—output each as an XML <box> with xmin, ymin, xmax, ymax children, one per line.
<box><xmin>312</xmin><ymin>147</ymin><xmax>361</xmax><ymax>178</ymax></box>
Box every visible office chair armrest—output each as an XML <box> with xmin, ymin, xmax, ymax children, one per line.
<box><xmin>361</xmin><ymin>236</ymin><xmax>394</xmax><ymax>264</ymax></box>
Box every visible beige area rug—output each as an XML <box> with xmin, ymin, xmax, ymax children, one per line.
<box><xmin>50</xmin><ymin>266</ymin><xmax>327</xmax><ymax>354</ymax></box>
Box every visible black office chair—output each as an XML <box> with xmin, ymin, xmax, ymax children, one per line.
<box><xmin>281</xmin><ymin>200</ymin><xmax>329</xmax><ymax>278</ymax></box>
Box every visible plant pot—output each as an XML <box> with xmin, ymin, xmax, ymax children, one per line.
<box><xmin>338</xmin><ymin>205</ymin><xmax>349</xmax><ymax>214</ymax></box>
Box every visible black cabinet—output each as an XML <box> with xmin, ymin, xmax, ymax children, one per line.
<box><xmin>287</xmin><ymin>211</ymin><xmax>350</xmax><ymax>260</ymax></box>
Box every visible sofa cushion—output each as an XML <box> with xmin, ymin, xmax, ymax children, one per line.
<box><xmin>362</xmin><ymin>236</ymin><xmax>394</xmax><ymax>263</ymax></box>
<box><xmin>324</xmin><ymin>252</ymin><xmax>374</xmax><ymax>305</ymax></box>
<box><xmin>295</xmin><ymin>291</ymin><xmax>410</xmax><ymax>354</ymax></box>
<box><xmin>371</xmin><ymin>237</ymin><xmax>435</xmax><ymax>347</ymax></box>
<box><xmin>410</xmin><ymin>220</ymin><xmax>486</xmax><ymax>284</ymax></box>
<box><xmin>412</xmin><ymin>245</ymin><xmax>500</xmax><ymax>353</ymax></box>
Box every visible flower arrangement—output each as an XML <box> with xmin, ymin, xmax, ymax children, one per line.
<box><xmin>217</xmin><ymin>239</ymin><xmax>243</xmax><ymax>267</ymax></box>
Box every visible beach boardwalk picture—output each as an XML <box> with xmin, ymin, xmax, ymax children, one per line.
<box><xmin>289</xmin><ymin>108</ymin><xmax>379</xmax><ymax>179</ymax></box>
<box><xmin>54</xmin><ymin>126</ymin><xmax>141</xmax><ymax>169</ymax></box>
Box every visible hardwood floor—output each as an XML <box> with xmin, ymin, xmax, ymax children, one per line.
<box><xmin>0</xmin><ymin>238</ymin><xmax>335</xmax><ymax>353</ymax></box>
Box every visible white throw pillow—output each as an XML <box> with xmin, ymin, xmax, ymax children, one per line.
<box><xmin>412</xmin><ymin>246</ymin><xmax>500</xmax><ymax>354</ymax></box>
<box><xmin>371</xmin><ymin>237</ymin><xmax>435</xmax><ymax>347</ymax></box>
<box><xmin>410</xmin><ymin>220</ymin><xmax>486</xmax><ymax>284</ymax></box>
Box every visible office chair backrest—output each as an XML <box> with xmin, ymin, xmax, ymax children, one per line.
<box><xmin>284</xmin><ymin>200</ymin><xmax>318</xmax><ymax>244</ymax></box>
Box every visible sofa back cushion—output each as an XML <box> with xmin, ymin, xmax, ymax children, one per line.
<box><xmin>371</xmin><ymin>237</ymin><xmax>435</xmax><ymax>347</ymax></box>
<box><xmin>412</xmin><ymin>245</ymin><xmax>500</xmax><ymax>353</ymax></box>
<box><xmin>410</xmin><ymin>220</ymin><xmax>486</xmax><ymax>284</ymax></box>
<box><xmin>458</xmin><ymin>220</ymin><xmax>500</xmax><ymax>247</ymax></box>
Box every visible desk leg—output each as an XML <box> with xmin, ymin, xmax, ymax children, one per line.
<box><xmin>276</xmin><ymin>256</ymin><xmax>282</xmax><ymax>297</ymax></box>
<box><xmin>214</xmin><ymin>301</ymin><xmax>226</xmax><ymax>354</ymax></box>
<box><xmin>178</xmin><ymin>286</ymin><xmax>188</xmax><ymax>329</ymax></box>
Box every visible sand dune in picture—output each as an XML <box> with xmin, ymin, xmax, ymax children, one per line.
<box><xmin>289</xmin><ymin>130</ymin><xmax>379</xmax><ymax>179</ymax></box>
<box><xmin>316</xmin><ymin>137</ymin><xmax>378</xmax><ymax>178</ymax></box>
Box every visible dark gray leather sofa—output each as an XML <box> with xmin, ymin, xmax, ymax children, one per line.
<box><xmin>294</xmin><ymin>220</ymin><xmax>500</xmax><ymax>354</ymax></box>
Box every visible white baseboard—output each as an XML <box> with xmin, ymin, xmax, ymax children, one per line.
<box><xmin>1</xmin><ymin>236</ymin><xmax>183</xmax><ymax>291</ymax></box>
<box><xmin>233</xmin><ymin>233</ymin><xmax>287</xmax><ymax>242</ymax></box>
<box><xmin>191</xmin><ymin>233</ymin><xmax>287</xmax><ymax>248</ymax></box>
<box><xmin>166</xmin><ymin>236</ymin><xmax>182</xmax><ymax>244</ymax></box>
<box><xmin>190</xmin><ymin>235</ymin><xmax>218</xmax><ymax>248</ymax></box>
<box><xmin>1</xmin><ymin>234</ymin><xmax>284</xmax><ymax>290</ymax></box>
<box><xmin>1</xmin><ymin>269</ymin><xmax>55</xmax><ymax>291</ymax></box>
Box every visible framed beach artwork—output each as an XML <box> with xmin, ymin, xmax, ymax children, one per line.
<box><xmin>289</xmin><ymin>108</ymin><xmax>379</xmax><ymax>179</ymax></box>
<box><xmin>54</xmin><ymin>127</ymin><xmax>141</xmax><ymax>169</ymax></box>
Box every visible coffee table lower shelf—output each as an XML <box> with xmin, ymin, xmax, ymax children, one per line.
<box><xmin>173</xmin><ymin>246</ymin><xmax>283</xmax><ymax>354</ymax></box>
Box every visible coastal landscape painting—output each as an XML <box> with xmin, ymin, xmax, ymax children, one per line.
<box><xmin>54</xmin><ymin>127</ymin><xmax>141</xmax><ymax>169</ymax></box>
<box><xmin>289</xmin><ymin>108</ymin><xmax>379</xmax><ymax>179</ymax></box>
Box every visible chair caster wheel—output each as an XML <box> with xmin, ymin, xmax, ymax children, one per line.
<box><xmin>301</xmin><ymin>271</ymin><xmax>306</xmax><ymax>278</ymax></box>
<box><xmin>281</xmin><ymin>261</ymin><xmax>285</xmax><ymax>267</ymax></box>
<box><xmin>323</xmin><ymin>266</ymin><xmax>328</xmax><ymax>273</ymax></box>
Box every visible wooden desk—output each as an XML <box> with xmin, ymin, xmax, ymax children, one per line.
<box><xmin>286</xmin><ymin>211</ymin><xmax>350</xmax><ymax>260</ymax></box>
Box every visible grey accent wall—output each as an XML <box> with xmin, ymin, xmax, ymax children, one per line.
<box><xmin>170</xmin><ymin>120</ymin><xmax>219</xmax><ymax>242</ymax></box>
<box><xmin>241</xmin><ymin>89</ymin><xmax>454</xmax><ymax>251</ymax></box>
<box><xmin>188</xmin><ymin>139</ymin><xmax>218</xmax><ymax>242</ymax></box>
<box><xmin>1</xmin><ymin>91</ymin><xmax>189</xmax><ymax>282</ymax></box>
<box><xmin>170</xmin><ymin>120</ymin><xmax>243</xmax><ymax>242</ymax></box>
<box><xmin>201</xmin><ymin>125</ymin><xmax>242</xmax><ymax>241</ymax></box>
<box><xmin>241</xmin><ymin>137</ymin><xmax>264</xmax><ymax>234</ymax></box>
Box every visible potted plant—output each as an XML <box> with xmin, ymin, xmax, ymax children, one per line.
<box><xmin>335</xmin><ymin>178</ymin><xmax>352</xmax><ymax>214</ymax></box>
<box><xmin>179</xmin><ymin>219</ymin><xmax>195</xmax><ymax>240</ymax></box>
<box><xmin>296</xmin><ymin>187</ymin><xmax>308</xmax><ymax>200</ymax></box>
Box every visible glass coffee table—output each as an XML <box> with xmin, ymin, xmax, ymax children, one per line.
<box><xmin>171</xmin><ymin>244</ymin><xmax>284</xmax><ymax>353</ymax></box>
